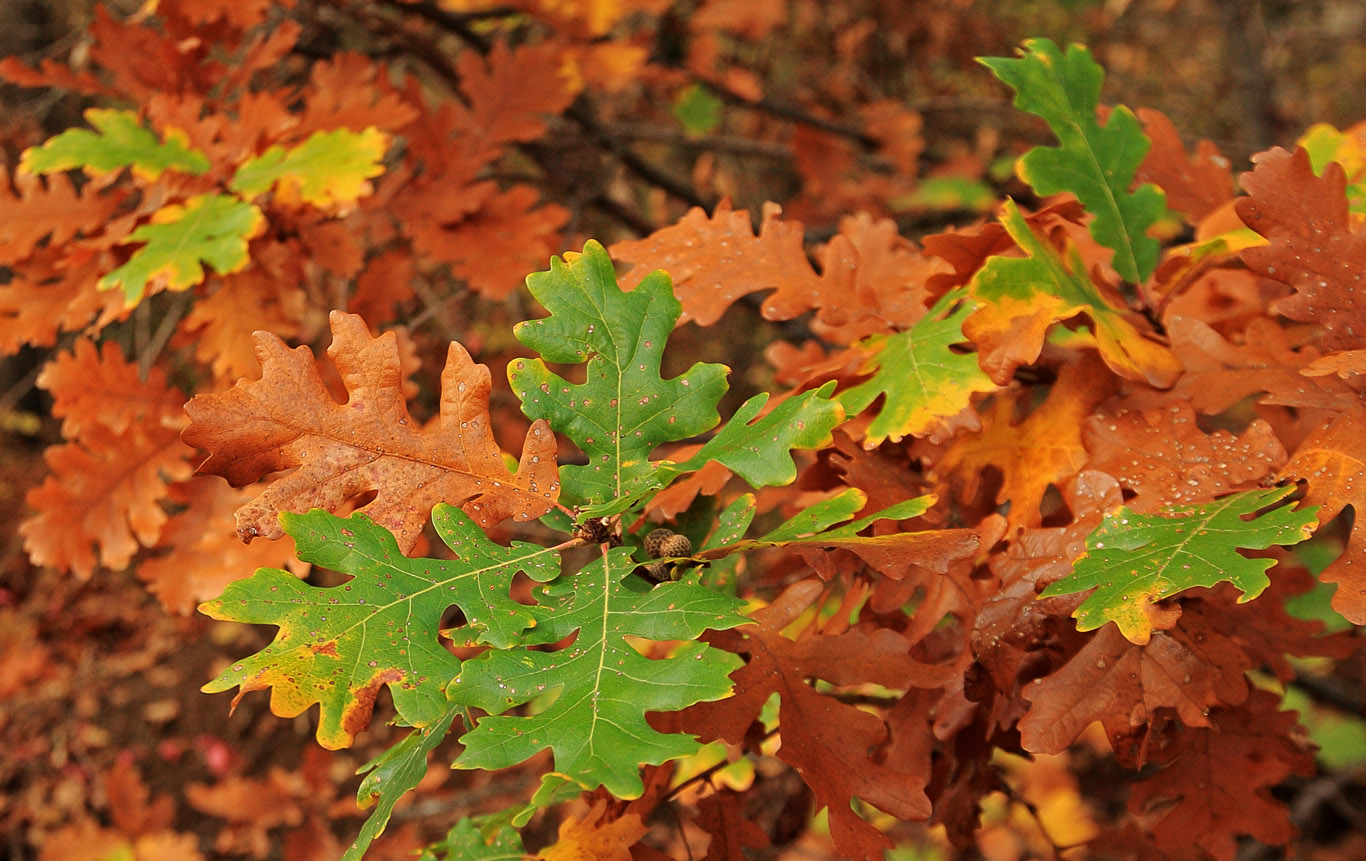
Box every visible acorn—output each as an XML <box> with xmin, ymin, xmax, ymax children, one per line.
<box><xmin>645</xmin><ymin>528</ymin><xmax>674</xmax><ymax>559</ymax></box>
<box><xmin>657</xmin><ymin>532</ymin><xmax>692</xmax><ymax>560</ymax></box>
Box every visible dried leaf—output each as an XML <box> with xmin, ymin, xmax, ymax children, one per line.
<box><xmin>537</xmin><ymin>802</ymin><xmax>647</xmax><ymax>861</ymax></box>
<box><xmin>21</xmin><ymin>424</ymin><xmax>193</xmax><ymax>578</ymax></box>
<box><xmin>937</xmin><ymin>355</ymin><xmax>1115</xmax><ymax>533</ymax></box>
<box><xmin>1082</xmin><ymin>403</ymin><xmax>1287</xmax><ymax>512</ymax></box>
<box><xmin>182</xmin><ymin>311</ymin><xmax>559</xmax><ymax>551</ymax></box>
<box><xmin>683</xmin><ymin>579</ymin><xmax>950</xmax><ymax>858</ymax></box>
<box><xmin>1239</xmin><ymin>147</ymin><xmax>1366</xmax><ymax>351</ymax></box>
<box><xmin>1128</xmin><ymin>690</ymin><xmax>1313</xmax><ymax>861</ymax></box>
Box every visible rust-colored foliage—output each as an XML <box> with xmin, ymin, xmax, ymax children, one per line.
<box><xmin>4</xmin><ymin>3</ymin><xmax>1365</xmax><ymax>861</ymax></box>
<box><xmin>182</xmin><ymin>311</ymin><xmax>560</xmax><ymax>551</ymax></box>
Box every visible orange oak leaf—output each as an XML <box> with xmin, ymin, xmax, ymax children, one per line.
<box><xmin>0</xmin><ymin>246</ymin><xmax>125</xmax><ymax>354</ymax></box>
<box><xmin>538</xmin><ymin>801</ymin><xmax>648</xmax><ymax>861</ymax></box>
<box><xmin>1279</xmin><ymin>407</ymin><xmax>1366</xmax><ymax>623</ymax></box>
<box><xmin>1165</xmin><ymin>315</ymin><xmax>1352</xmax><ymax>413</ymax></box>
<box><xmin>611</xmin><ymin>199</ymin><xmax>824</xmax><ymax>326</ymax></box>
<box><xmin>181</xmin><ymin>310</ymin><xmax>560</xmax><ymax>551</ymax></box>
<box><xmin>175</xmin><ymin>260</ymin><xmax>307</xmax><ymax>384</ymax></box>
<box><xmin>299</xmin><ymin>53</ymin><xmax>419</xmax><ymax>137</ymax></box>
<box><xmin>451</xmin><ymin>40</ymin><xmax>577</xmax><ymax>153</ymax></box>
<box><xmin>0</xmin><ymin>168</ymin><xmax>121</xmax><ymax>265</ymax></box>
<box><xmin>187</xmin><ymin>769</ymin><xmax>307</xmax><ymax>859</ymax></box>
<box><xmin>809</xmin><ymin>212</ymin><xmax>942</xmax><ymax>344</ymax></box>
<box><xmin>614</xmin><ymin>202</ymin><xmax>942</xmax><ymax>340</ymax></box>
<box><xmin>348</xmin><ymin>247</ymin><xmax>416</xmax><ymax>326</ymax></box>
<box><xmin>1127</xmin><ymin>690</ymin><xmax>1314</xmax><ymax>861</ymax></box>
<box><xmin>1135</xmin><ymin>108</ymin><xmax>1233</xmax><ymax>225</ymax></box>
<box><xmin>439</xmin><ymin>186</ymin><xmax>569</xmax><ymax>300</ymax></box>
<box><xmin>138</xmin><ymin>479</ymin><xmax>300</xmax><ymax>615</ymax></box>
<box><xmin>20</xmin><ymin>423</ymin><xmax>194</xmax><ymax>579</ymax></box>
<box><xmin>1082</xmin><ymin>402</ymin><xmax>1287</xmax><ymax>513</ymax></box>
<box><xmin>936</xmin><ymin>355</ymin><xmax>1116</xmax><ymax>533</ymax></box>
<box><xmin>683</xmin><ymin>579</ymin><xmax>954</xmax><ymax>859</ymax></box>
<box><xmin>38</xmin><ymin>338</ymin><xmax>186</xmax><ymax>439</ymax></box>
<box><xmin>1238</xmin><ymin>147</ymin><xmax>1366</xmax><ymax>351</ymax></box>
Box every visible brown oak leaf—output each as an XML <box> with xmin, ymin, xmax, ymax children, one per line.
<box><xmin>1127</xmin><ymin>690</ymin><xmax>1314</xmax><ymax>861</ymax></box>
<box><xmin>175</xmin><ymin>255</ymin><xmax>306</xmax><ymax>384</ymax></box>
<box><xmin>138</xmin><ymin>479</ymin><xmax>300</xmax><ymax>614</ymax></box>
<box><xmin>1017</xmin><ymin>606</ymin><xmax>1252</xmax><ymax>760</ymax></box>
<box><xmin>1238</xmin><ymin>147</ymin><xmax>1366</xmax><ymax>351</ymax></box>
<box><xmin>1165</xmin><ymin>315</ymin><xmax>1351</xmax><ymax>413</ymax></box>
<box><xmin>181</xmin><ymin>310</ymin><xmax>559</xmax><ymax>552</ymax></box>
<box><xmin>38</xmin><ymin>338</ymin><xmax>185</xmax><ymax>439</ymax></box>
<box><xmin>695</xmin><ymin>790</ymin><xmax>770</xmax><ymax>860</ymax></box>
<box><xmin>1279</xmin><ymin>406</ymin><xmax>1366</xmax><ymax>623</ymax></box>
<box><xmin>683</xmin><ymin>579</ymin><xmax>953</xmax><ymax>859</ymax></box>
<box><xmin>1135</xmin><ymin>108</ymin><xmax>1233</xmax><ymax>225</ymax></box>
<box><xmin>0</xmin><ymin>168</ymin><xmax>121</xmax><ymax>265</ymax></box>
<box><xmin>612</xmin><ymin>199</ymin><xmax>823</xmax><ymax>326</ymax></box>
<box><xmin>1082</xmin><ymin>402</ymin><xmax>1287</xmax><ymax>512</ymax></box>
<box><xmin>538</xmin><ymin>801</ymin><xmax>647</xmax><ymax>861</ymax></box>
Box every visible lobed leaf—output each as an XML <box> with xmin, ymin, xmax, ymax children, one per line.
<box><xmin>201</xmin><ymin>506</ymin><xmax>561</xmax><ymax>749</ymax></box>
<box><xmin>838</xmin><ymin>290</ymin><xmax>999</xmax><ymax>446</ymax></box>
<box><xmin>509</xmin><ymin>241</ymin><xmax>729</xmax><ymax>506</ymax></box>
<box><xmin>1040</xmin><ymin>486</ymin><xmax>1318</xmax><ymax>644</ymax></box>
<box><xmin>450</xmin><ymin>545</ymin><xmax>748</xmax><ymax>798</ymax></box>
<box><xmin>345</xmin><ymin>699</ymin><xmax>462</xmax><ymax>861</ymax></box>
<box><xmin>979</xmin><ymin>39</ymin><xmax>1169</xmax><ymax>283</ymax></box>
<box><xmin>182</xmin><ymin>311</ymin><xmax>560</xmax><ymax>552</ymax></box>
<box><xmin>19</xmin><ymin>107</ymin><xmax>209</xmax><ymax>180</ymax></box>
<box><xmin>100</xmin><ymin>194</ymin><xmax>266</xmax><ymax>306</ymax></box>
<box><xmin>965</xmin><ymin>200</ymin><xmax>1180</xmax><ymax>386</ymax></box>
<box><xmin>230</xmin><ymin>127</ymin><xmax>389</xmax><ymax>208</ymax></box>
<box><xmin>581</xmin><ymin>383</ymin><xmax>844</xmax><ymax>519</ymax></box>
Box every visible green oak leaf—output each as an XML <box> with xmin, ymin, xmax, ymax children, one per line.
<box><xmin>703</xmin><ymin>488</ymin><xmax>935</xmax><ymax>553</ymax></box>
<box><xmin>19</xmin><ymin>108</ymin><xmax>210</xmax><ymax>180</ymax></box>
<box><xmin>509</xmin><ymin>241</ymin><xmax>729</xmax><ymax>506</ymax></box>
<box><xmin>979</xmin><ymin>38</ymin><xmax>1170</xmax><ymax>283</ymax></box>
<box><xmin>450</xmin><ymin>545</ymin><xmax>748</xmax><ymax>798</ymax></box>
<box><xmin>345</xmin><ymin>699</ymin><xmax>462</xmax><ymax>861</ymax></box>
<box><xmin>698</xmin><ymin>489</ymin><xmax>975</xmax><ymax>583</ymax></box>
<box><xmin>200</xmin><ymin>505</ymin><xmax>560</xmax><ymax>749</ymax></box>
<box><xmin>838</xmin><ymin>290</ymin><xmax>998</xmax><ymax>446</ymax></box>
<box><xmin>1041</xmin><ymin>486</ymin><xmax>1319</xmax><ymax>645</ymax></box>
<box><xmin>581</xmin><ymin>382</ymin><xmax>844</xmax><ymax>519</ymax></box>
<box><xmin>100</xmin><ymin>193</ymin><xmax>265</xmax><ymax>306</ymax></box>
<box><xmin>230</xmin><ymin>127</ymin><xmax>388</xmax><ymax>207</ymax></box>
<box><xmin>418</xmin><ymin>817</ymin><xmax>525</xmax><ymax>861</ymax></box>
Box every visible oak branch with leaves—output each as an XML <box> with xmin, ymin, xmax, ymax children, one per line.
<box><xmin>4</xmin><ymin>7</ymin><xmax>1363</xmax><ymax>859</ymax></box>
